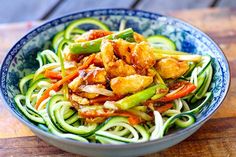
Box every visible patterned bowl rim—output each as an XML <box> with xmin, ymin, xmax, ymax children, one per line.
<box><xmin>0</xmin><ymin>8</ymin><xmax>231</xmax><ymax>148</ymax></box>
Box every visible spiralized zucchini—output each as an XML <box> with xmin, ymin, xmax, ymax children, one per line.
<box><xmin>14</xmin><ymin>18</ymin><xmax>213</xmax><ymax>144</ymax></box>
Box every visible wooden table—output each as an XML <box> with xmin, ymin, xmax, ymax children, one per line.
<box><xmin>0</xmin><ymin>8</ymin><xmax>236</xmax><ymax>157</ymax></box>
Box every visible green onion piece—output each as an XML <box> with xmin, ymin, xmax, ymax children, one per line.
<box><xmin>115</xmin><ymin>84</ymin><xmax>167</xmax><ymax>110</ymax></box>
<box><xmin>69</xmin><ymin>28</ymin><xmax>134</xmax><ymax>54</ymax></box>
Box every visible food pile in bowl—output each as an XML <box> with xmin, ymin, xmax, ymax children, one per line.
<box><xmin>14</xmin><ymin>17</ymin><xmax>213</xmax><ymax>144</ymax></box>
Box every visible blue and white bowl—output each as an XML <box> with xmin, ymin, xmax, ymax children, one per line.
<box><xmin>0</xmin><ymin>9</ymin><xmax>230</xmax><ymax>157</ymax></box>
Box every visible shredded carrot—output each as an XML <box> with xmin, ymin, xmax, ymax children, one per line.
<box><xmin>45</xmin><ymin>70</ymin><xmax>74</xmax><ymax>80</ymax></box>
<box><xmin>44</xmin><ymin>70</ymin><xmax>62</xmax><ymax>79</ymax></box>
<box><xmin>128</xmin><ymin>116</ymin><xmax>141</xmax><ymax>125</ymax></box>
<box><xmin>155</xmin><ymin>103</ymin><xmax>173</xmax><ymax>113</ymax></box>
<box><xmin>157</xmin><ymin>83</ymin><xmax>196</xmax><ymax>102</ymax></box>
<box><xmin>145</xmin><ymin>83</ymin><xmax>196</xmax><ymax>105</ymax></box>
<box><xmin>77</xmin><ymin>54</ymin><xmax>95</xmax><ymax>70</ymax></box>
<box><xmin>35</xmin><ymin>54</ymin><xmax>95</xmax><ymax>110</ymax></box>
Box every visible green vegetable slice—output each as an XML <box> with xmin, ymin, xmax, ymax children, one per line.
<box><xmin>52</xmin><ymin>31</ymin><xmax>64</xmax><ymax>51</ymax></box>
<box><xmin>69</xmin><ymin>28</ymin><xmax>134</xmax><ymax>54</ymax></box>
<box><xmin>147</xmin><ymin>35</ymin><xmax>176</xmax><ymax>50</ymax></box>
<box><xmin>65</xmin><ymin>18</ymin><xmax>109</xmax><ymax>39</ymax></box>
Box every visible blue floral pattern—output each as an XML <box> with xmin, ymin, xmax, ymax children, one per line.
<box><xmin>0</xmin><ymin>9</ymin><xmax>230</xmax><ymax>130</ymax></box>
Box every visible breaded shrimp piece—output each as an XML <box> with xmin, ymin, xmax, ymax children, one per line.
<box><xmin>100</xmin><ymin>39</ymin><xmax>116</xmax><ymax>65</ymax></box>
<box><xmin>110</xmin><ymin>74</ymin><xmax>153</xmax><ymax>95</ymax></box>
<box><xmin>106</xmin><ymin>60</ymin><xmax>136</xmax><ymax>78</ymax></box>
<box><xmin>131</xmin><ymin>41</ymin><xmax>156</xmax><ymax>70</ymax></box>
<box><xmin>101</xmin><ymin>39</ymin><xmax>136</xmax><ymax>78</ymax></box>
<box><xmin>103</xmin><ymin>39</ymin><xmax>155</xmax><ymax>72</ymax></box>
<box><xmin>112</xmin><ymin>39</ymin><xmax>135</xmax><ymax>64</ymax></box>
<box><xmin>156</xmin><ymin>57</ymin><xmax>189</xmax><ymax>79</ymax></box>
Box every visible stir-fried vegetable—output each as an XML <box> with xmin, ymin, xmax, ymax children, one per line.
<box><xmin>15</xmin><ymin>18</ymin><xmax>213</xmax><ymax>144</ymax></box>
<box><xmin>115</xmin><ymin>84</ymin><xmax>167</xmax><ymax>110</ymax></box>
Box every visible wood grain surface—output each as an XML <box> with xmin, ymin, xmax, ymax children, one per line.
<box><xmin>0</xmin><ymin>8</ymin><xmax>235</xmax><ymax>157</ymax></box>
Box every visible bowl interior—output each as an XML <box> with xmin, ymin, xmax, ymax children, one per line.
<box><xmin>0</xmin><ymin>9</ymin><xmax>230</xmax><ymax>137</ymax></box>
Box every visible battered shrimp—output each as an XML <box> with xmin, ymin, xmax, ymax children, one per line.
<box><xmin>110</xmin><ymin>74</ymin><xmax>153</xmax><ymax>95</ymax></box>
<box><xmin>101</xmin><ymin>39</ymin><xmax>136</xmax><ymax>78</ymax></box>
<box><xmin>112</xmin><ymin>39</ymin><xmax>135</xmax><ymax>64</ymax></box>
<box><xmin>112</xmin><ymin>39</ymin><xmax>156</xmax><ymax>71</ymax></box>
<box><xmin>131</xmin><ymin>41</ymin><xmax>156</xmax><ymax>70</ymax></box>
<box><xmin>156</xmin><ymin>57</ymin><xmax>189</xmax><ymax>79</ymax></box>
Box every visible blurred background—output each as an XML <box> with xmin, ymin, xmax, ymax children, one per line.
<box><xmin>0</xmin><ymin>0</ymin><xmax>235</xmax><ymax>24</ymax></box>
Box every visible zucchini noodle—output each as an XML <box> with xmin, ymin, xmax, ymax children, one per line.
<box><xmin>14</xmin><ymin>18</ymin><xmax>213</xmax><ymax>144</ymax></box>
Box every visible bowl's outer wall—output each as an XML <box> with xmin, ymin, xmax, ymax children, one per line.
<box><xmin>34</xmin><ymin>125</ymin><xmax>201</xmax><ymax>157</ymax></box>
<box><xmin>0</xmin><ymin>9</ymin><xmax>230</xmax><ymax>156</ymax></box>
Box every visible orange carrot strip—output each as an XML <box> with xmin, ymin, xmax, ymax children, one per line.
<box><xmin>155</xmin><ymin>103</ymin><xmax>173</xmax><ymax>113</ymax></box>
<box><xmin>127</xmin><ymin>116</ymin><xmax>141</xmax><ymax>125</ymax></box>
<box><xmin>77</xmin><ymin>54</ymin><xmax>95</xmax><ymax>70</ymax></box>
<box><xmin>157</xmin><ymin>83</ymin><xmax>196</xmax><ymax>102</ymax></box>
<box><xmin>44</xmin><ymin>70</ymin><xmax>62</xmax><ymax>79</ymax></box>
<box><xmin>45</xmin><ymin>70</ymin><xmax>75</xmax><ymax>80</ymax></box>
